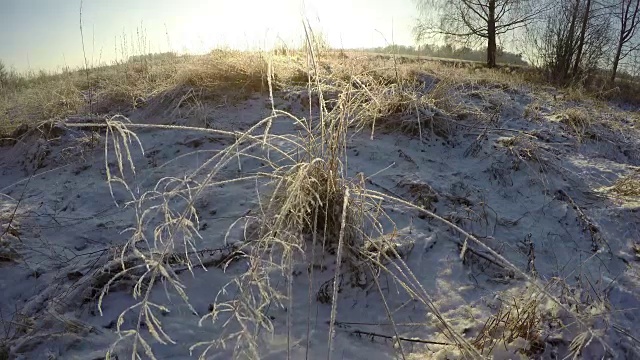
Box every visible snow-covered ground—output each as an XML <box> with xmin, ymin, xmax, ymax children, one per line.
<box><xmin>1</xmin><ymin>76</ymin><xmax>639</xmax><ymax>360</ymax></box>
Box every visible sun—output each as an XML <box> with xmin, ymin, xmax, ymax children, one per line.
<box><xmin>168</xmin><ymin>0</ymin><xmax>308</xmax><ymax>53</ymax></box>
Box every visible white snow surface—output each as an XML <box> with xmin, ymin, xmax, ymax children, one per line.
<box><xmin>1</xmin><ymin>83</ymin><xmax>640</xmax><ymax>360</ymax></box>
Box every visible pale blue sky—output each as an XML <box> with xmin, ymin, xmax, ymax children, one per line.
<box><xmin>0</xmin><ymin>0</ymin><xmax>418</xmax><ymax>72</ymax></box>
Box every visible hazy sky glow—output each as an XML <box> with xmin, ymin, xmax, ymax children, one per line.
<box><xmin>0</xmin><ymin>0</ymin><xmax>417</xmax><ymax>72</ymax></box>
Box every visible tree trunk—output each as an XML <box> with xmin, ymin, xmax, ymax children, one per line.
<box><xmin>572</xmin><ymin>0</ymin><xmax>591</xmax><ymax>77</ymax></box>
<box><xmin>611</xmin><ymin>37</ymin><xmax>624</xmax><ymax>83</ymax></box>
<box><xmin>487</xmin><ymin>0</ymin><xmax>497</xmax><ymax>68</ymax></box>
<box><xmin>561</xmin><ymin>0</ymin><xmax>580</xmax><ymax>80</ymax></box>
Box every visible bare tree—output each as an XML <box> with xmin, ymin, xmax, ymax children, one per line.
<box><xmin>611</xmin><ymin>0</ymin><xmax>640</xmax><ymax>82</ymax></box>
<box><xmin>532</xmin><ymin>0</ymin><xmax>612</xmax><ymax>83</ymax></box>
<box><xmin>415</xmin><ymin>0</ymin><xmax>545</xmax><ymax>68</ymax></box>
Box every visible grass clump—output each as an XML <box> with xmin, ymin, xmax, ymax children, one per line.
<box><xmin>524</xmin><ymin>101</ymin><xmax>544</xmax><ymax>122</ymax></box>
<box><xmin>1</xmin><ymin>74</ymin><xmax>83</xmax><ymax>134</ymax></box>
<box><xmin>0</xmin><ymin>51</ymin><xmax>312</xmax><ymax>131</ymax></box>
<box><xmin>562</xmin><ymin>107</ymin><xmax>593</xmax><ymax>143</ymax></box>
<box><xmin>175</xmin><ymin>51</ymin><xmax>268</xmax><ymax>97</ymax></box>
<box><xmin>609</xmin><ymin>169</ymin><xmax>640</xmax><ymax>197</ymax></box>
<box><xmin>0</xmin><ymin>239</ymin><xmax>20</xmax><ymax>264</ymax></box>
<box><xmin>474</xmin><ymin>293</ymin><xmax>545</xmax><ymax>357</ymax></box>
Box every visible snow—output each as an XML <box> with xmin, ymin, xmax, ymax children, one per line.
<box><xmin>1</xmin><ymin>79</ymin><xmax>639</xmax><ymax>360</ymax></box>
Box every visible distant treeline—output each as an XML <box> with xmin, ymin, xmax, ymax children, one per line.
<box><xmin>354</xmin><ymin>44</ymin><xmax>529</xmax><ymax>66</ymax></box>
